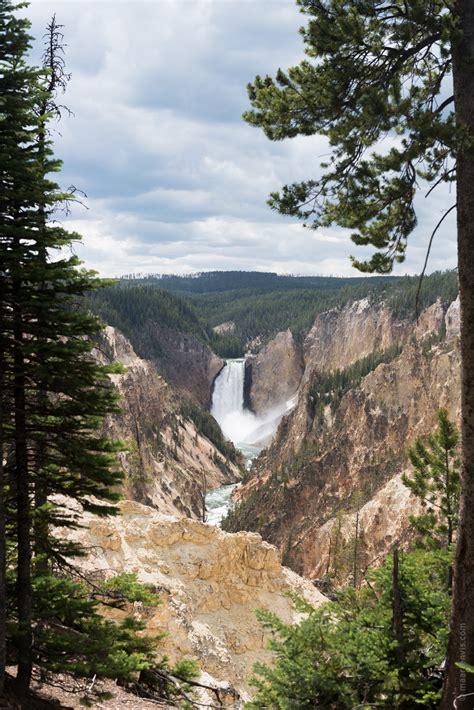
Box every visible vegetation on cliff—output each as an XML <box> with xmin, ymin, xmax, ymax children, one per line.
<box><xmin>307</xmin><ymin>343</ymin><xmax>404</xmax><ymax>423</ymax></box>
<box><xmin>247</xmin><ymin>415</ymin><xmax>461</xmax><ymax>709</ymax></box>
<box><xmin>248</xmin><ymin>548</ymin><xmax>451</xmax><ymax>709</ymax></box>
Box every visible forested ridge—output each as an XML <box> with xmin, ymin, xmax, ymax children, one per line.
<box><xmin>87</xmin><ymin>270</ymin><xmax>458</xmax><ymax>358</ymax></box>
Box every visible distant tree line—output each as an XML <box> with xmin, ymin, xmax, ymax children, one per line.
<box><xmin>87</xmin><ymin>271</ymin><xmax>458</xmax><ymax>359</ymax></box>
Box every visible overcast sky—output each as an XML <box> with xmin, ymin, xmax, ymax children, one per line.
<box><xmin>26</xmin><ymin>0</ymin><xmax>457</xmax><ymax>278</ymax></box>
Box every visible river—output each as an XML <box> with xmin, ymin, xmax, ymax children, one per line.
<box><xmin>205</xmin><ymin>443</ymin><xmax>260</xmax><ymax>526</ymax></box>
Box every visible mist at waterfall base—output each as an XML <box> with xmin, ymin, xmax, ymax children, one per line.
<box><xmin>205</xmin><ymin>359</ymin><xmax>296</xmax><ymax>526</ymax></box>
<box><xmin>211</xmin><ymin>359</ymin><xmax>295</xmax><ymax>450</ymax></box>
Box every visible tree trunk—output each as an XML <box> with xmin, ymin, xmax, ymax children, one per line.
<box><xmin>352</xmin><ymin>507</ymin><xmax>359</xmax><ymax>589</ymax></box>
<box><xmin>392</xmin><ymin>546</ymin><xmax>404</xmax><ymax>667</ymax></box>
<box><xmin>13</xmin><ymin>308</ymin><xmax>32</xmax><ymax>695</ymax></box>
<box><xmin>441</xmin><ymin>2</ymin><xmax>474</xmax><ymax>706</ymax></box>
<box><xmin>0</xmin><ymin>336</ymin><xmax>7</xmax><ymax>694</ymax></box>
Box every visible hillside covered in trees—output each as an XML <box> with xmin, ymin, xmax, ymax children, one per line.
<box><xmin>88</xmin><ymin>270</ymin><xmax>458</xmax><ymax>358</ymax></box>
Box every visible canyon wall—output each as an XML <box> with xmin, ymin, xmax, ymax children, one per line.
<box><xmin>63</xmin><ymin>500</ymin><xmax>326</xmax><ymax>700</ymax></box>
<box><xmin>245</xmin><ymin>329</ymin><xmax>303</xmax><ymax>415</ymax></box>
<box><xmin>94</xmin><ymin>326</ymin><xmax>241</xmax><ymax>519</ymax></box>
<box><xmin>123</xmin><ymin>323</ymin><xmax>224</xmax><ymax>407</ymax></box>
<box><xmin>225</xmin><ymin>298</ymin><xmax>460</xmax><ymax>580</ymax></box>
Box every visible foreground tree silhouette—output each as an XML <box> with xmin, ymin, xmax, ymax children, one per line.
<box><xmin>0</xmin><ymin>2</ymin><xmax>127</xmax><ymax>693</ymax></box>
<box><xmin>243</xmin><ymin>1</ymin><xmax>473</xmax><ymax>706</ymax></box>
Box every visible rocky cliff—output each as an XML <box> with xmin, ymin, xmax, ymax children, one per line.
<box><xmin>63</xmin><ymin>500</ymin><xmax>326</xmax><ymax>701</ymax></box>
<box><xmin>124</xmin><ymin>323</ymin><xmax>224</xmax><ymax>407</ymax></box>
<box><xmin>245</xmin><ymin>329</ymin><xmax>303</xmax><ymax>415</ymax></box>
<box><xmin>94</xmin><ymin>327</ymin><xmax>242</xmax><ymax>519</ymax></box>
<box><xmin>224</xmin><ymin>297</ymin><xmax>460</xmax><ymax>580</ymax></box>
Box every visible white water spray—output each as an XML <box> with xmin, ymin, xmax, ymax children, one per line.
<box><xmin>211</xmin><ymin>358</ymin><xmax>297</xmax><ymax>450</ymax></box>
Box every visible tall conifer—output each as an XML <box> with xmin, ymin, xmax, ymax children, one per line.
<box><xmin>0</xmin><ymin>1</ymin><xmax>125</xmax><ymax>694</ymax></box>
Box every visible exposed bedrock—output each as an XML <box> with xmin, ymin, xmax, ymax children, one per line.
<box><xmin>122</xmin><ymin>322</ymin><xmax>224</xmax><ymax>407</ymax></box>
<box><xmin>63</xmin><ymin>500</ymin><xmax>326</xmax><ymax>700</ymax></box>
<box><xmin>245</xmin><ymin>329</ymin><xmax>303</xmax><ymax>416</ymax></box>
<box><xmin>225</xmin><ymin>298</ymin><xmax>460</xmax><ymax>579</ymax></box>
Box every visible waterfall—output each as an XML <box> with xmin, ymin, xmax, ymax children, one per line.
<box><xmin>211</xmin><ymin>359</ymin><xmax>246</xmax><ymax>426</ymax></box>
<box><xmin>211</xmin><ymin>358</ymin><xmax>297</xmax><ymax>450</ymax></box>
<box><xmin>207</xmin><ymin>358</ymin><xmax>298</xmax><ymax>525</ymax></box>
<box><xmin>210</xmin><ymin>359</ymin><xmax>257</xmax><ymax>447</ymax></box>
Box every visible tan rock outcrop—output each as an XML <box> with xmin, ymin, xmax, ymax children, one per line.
<box><xmin>65</xmin><ymin>501</ymin><xmax>326</xmax><ymax>699</ymax></box>
<box><xmin>246</xmin><ymin>329</ymin><xmax>303</xmax><ymax>415</ymax></box>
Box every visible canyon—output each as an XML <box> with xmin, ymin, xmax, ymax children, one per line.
<box><xmin>93</xmin><ymin>326</ymin><xmax>242</xmax><ymax>520</ymax></box>
<box><xmin>70</xmin><ymin>281</ymin><xmax>460</xmax><ymax>705</ymax></box>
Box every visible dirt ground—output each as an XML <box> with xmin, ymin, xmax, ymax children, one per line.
<box><xmin>2</xmin><ymin>670</ymin><xmax>176</xmax><ymax>709</ymax></box>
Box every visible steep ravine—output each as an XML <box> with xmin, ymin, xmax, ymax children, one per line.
<box><xmin>93</xmin><ymin>326</ymin><xmax>242</xmax><ymax>519</ymax></box>
<box><xmin>224</xmin><ymin>297</ymin><xmax>461</xmax><ymax>580</ymax></box>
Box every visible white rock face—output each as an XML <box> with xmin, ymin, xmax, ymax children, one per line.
<box><xmin>445</xmin><ymin>296</ymin><xmax>461</xmax><ymax>339</ymax></box>
<box><xmin>64</xmin><ymin>501</ymin><xmax>326</xmax><ymax>699</ymax></box>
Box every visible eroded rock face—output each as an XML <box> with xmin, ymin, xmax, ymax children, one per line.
<box><xmin>246</xmin><ymin>329</ymin><xmax>303</xmax><ymax>416</ymax></box>
<box><xmin>303</xmin><ymin>299</ymin><xmax>406</xmax><ymax>378</ymax></box>
<box><xmin>226</xmin><ymin>299</ymin><xmax>460</xmax><ymax>578</ymax></box>
<box><xmin>94</xmin><ymin>327</ymin><xmax>241</xmax><ymax>519</ymax></box>
<box><xmin>446</xmin><ymin>296</ymin><xmax>461</xmax><ymax>340</ymax></box>
<box><xmin>306</xmin><ymin>473</ymin><xmax>423</xmax><ymax>580</ymax></box>
<box><xmin>65</xmin><ymin>501</ymin><xmax>326</xmax><ymax>698</ymax></box>
<box><xmin>121</xmin><ymin>323</ymin><xmax>224</xmax><ymax>407</ymax></box>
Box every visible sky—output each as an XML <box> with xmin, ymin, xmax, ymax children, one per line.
<box><xmin>26</xmin><ymin>0</ymin><xmax>458</xmax><ymax>278</ymax></box>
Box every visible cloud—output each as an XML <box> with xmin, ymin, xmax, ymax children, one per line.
<box><xmin>26</xmin><ymin>0</ymin><xmax>457</xmax><ymax>278</ymax></box>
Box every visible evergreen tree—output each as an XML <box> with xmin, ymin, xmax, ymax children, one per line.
<box><xmin>243</xmin><ymin>2</ymin><xmax>473</xmax><ymax>703</ymax></box>
<box><xmin>247</xmin><ymin>549</ymin><xmax>451</xmax><ymax>709</ymax></box>
<box><xmin>0</xmin><ymin>2</ymin><xmax>163</xmax><ymax>698</ymax></box>
<box><xmin>402</xmin><ymin>409</ymin><xmax>460</xmax><ymax>550</ymax></box>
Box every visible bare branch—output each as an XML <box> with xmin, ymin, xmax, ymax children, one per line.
<box><xmin>415</xmin><ymin>203</ymin><xmax>457</xmax><ymax>320</ymax></box>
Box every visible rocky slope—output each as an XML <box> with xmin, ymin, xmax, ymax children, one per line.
<box><xmin>63</xmin><ymin>500</ymin><xmax>326</xmax><ymax>702</ymax></box>
<box><xmin>94</xmin><ymin>326</ymin><xmax>242</xmax><ymax>519</ymax></box>
<box><xmin>127</xmin><ymin>323</ymin><xmax>224</xmax><ymax>407</ymax></box>
<box><xmin>245</xmin><ymin>329</ymin><xmax>303</xmax><ymax>415</ymax></box>
<box><xmin>224</xmin><ymin>297</ymin><xmax>460</xmax><ymax>580</ymax></box>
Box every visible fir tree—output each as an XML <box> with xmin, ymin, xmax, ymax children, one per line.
<box><xmin>247</xmin><ymin>549</ymin><xmax>451</xmax><ymax>709</ymax></box>
<box><xmin>0</xmin><ymin>2</ymin><xmax>149</xmax><ymax>697</ymax></box>
<box><xmin>402</xmin><ymin>409</ymin><xmax>460</xmax><ymax>550</ymax></box>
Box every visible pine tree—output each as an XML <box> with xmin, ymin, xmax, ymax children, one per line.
<box><xmin>247</xmin><ymin>549</ymin><xmax>451</xmax><ymax>709</ymax></box>
<box><xmin>402</xmin><ymin>409</ymin><xmax>460</xmax><ymax>551</ymax></box>
<box><xmin>243</xmin><ymin>2</ymin><xmax>473</xmax><ymax>704</ymax></box>
<box><xmin>0</xmin><ymin>2</ymin><xmax>138</xmax><ymax>696</ymax></box>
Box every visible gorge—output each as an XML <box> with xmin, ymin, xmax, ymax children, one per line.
<box><xmin>58</xmin><ymin>271</ymin><xmax>460</xmax><ymax>707</ymax></box>
<box><xmin>207</xmin><ymin>355</ymin><xmax>299</xmax><ymax>524</ymax></box>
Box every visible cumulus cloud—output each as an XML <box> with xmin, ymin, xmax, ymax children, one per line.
<box><xmin>26</xmin><ymin>0</ymin><xmax>457</xmax><ymax>277</ymax></box>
